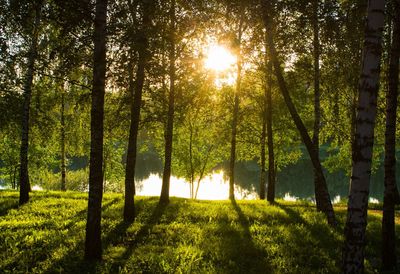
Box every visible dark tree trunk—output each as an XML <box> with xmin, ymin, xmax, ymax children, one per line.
<box><xmin>262</xmin><ymin>1</ymin><xmax>335</xmax><ymax>226</ymax></box>
<box><xmin>266</xmin><ymin>60</ymin><xmax>275</xmax><ymax>203</ymax></box>
<box><xmin>60</xmin><ymin>84</ymin><xmax>66</xmax><ymax>191</ymax></box>
<box><xmin>123</xmin><ymin>0</ymin><xmax>150</xmax><ymax>222</ymax></box>
<box><xmin>84</xmin><ymin>0</ymin><xmax>108</xmax><ymax>261</ymax></box>
<box><xmin>342</xmin><ymin>0</ymin><xmax>386</xmax><ymax>272</ymax></box>
<box><xmin>160</xmin><ymin>0</ymin><xmax>176</xmax><ymax>205</ymax></box>
<box><xmin>229</xmin><ymin>17</ymin><xmax>243</xmax><ymax>201</ymax></box>
<box><xmin>312</xmin><ymin>0</ymin><xmax>321</xmax><ymax>210</ymax></box>
<box><xmin>382</xmin><ymin>0</ymin><xmax>400</xmax><ymax>270</ymax></box>
<box><xmin>13</xmin><ymin>165</ymin><xmax>17</xmax><ymax>189</ymax></box>
<box><xmin>260</xmin><ymin>107</ymin><xmax>266</xmax><ymax>200</ymax></box>
<box><xmin>229</xmin><ymin>93</ymin><xmax>239</xmax><ymax>200</ymax></box>
<box><xmin>19</xmin><ymin>2</ymin><xmax>41</xmax><ymax>205</ymax></box>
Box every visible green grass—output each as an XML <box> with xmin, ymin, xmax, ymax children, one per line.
<box><xmin>0</xmin><ymin>191</ymin><xmax>399</xmax><ymax>273</ymax></box>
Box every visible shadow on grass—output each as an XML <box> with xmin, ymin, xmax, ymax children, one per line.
<box><xmin>273</xmin><ymin>201</ymin><xmax>343</xmax><ymax>271</ymax></box>
<box><xmin>105</xmin><ymin>201</ymin><xmax>168</xmax><ymax>272</ymax></box>
<box><xmin>36</xmin><ymin>198</ymin><xmax>121</xmax><ymax>274</ymax></box>
<box><xmin>208</xmin><ymin>199</ymin><xmax>271</xmax><ymax>273</ymax></box>
<box><xmin>0</xmin><ymin>199</ymin><xmax>19</xmax><ymax>217</ymax></box>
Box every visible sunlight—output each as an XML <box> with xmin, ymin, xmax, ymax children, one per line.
<box><xmin>205</xmin><ymin>45</ymin><xmax>236</xmax><ymax>72</ymax></box>
<box><xmin>136</xmin><ymin>171</ymin><xmax>258</xmax><ymax>200</ymax></box>
<box><xmin>283</xmin><ymin>193</ymin><xmax>298</xmax><ymax>202</ymax></box>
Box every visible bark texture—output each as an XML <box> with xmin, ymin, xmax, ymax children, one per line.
<box><xmin>382</xmin><ymin>0</ymin><xmax>400</xmax><ymax>270</ymax></box>
<box><xmin>19</xmin><ymin>2</ymin><xmax>41</xmax><ymax>205</ymax></box>
<box><xmin>160</xmin><ymin>0</ymin><xmax>176</xmax><ymax>205</ymax></box>
<box><xmin>342</xmin><ymin>0</ymin><xmax>386</xmax><ymax>272</ymax></box>
<box><xmin>84</xmin><ymin>0</ymin><xmax>108</xmax><ymax>261</ymax></box>
<box><xmin>262</xmin><ymin>0</ymin><xmax>335</xmax><ymax>225</ymax></box>
<box><xmin>124</xmin><ymin>0</ymin><xmax>151</xmax><ymax>222</ymax></box>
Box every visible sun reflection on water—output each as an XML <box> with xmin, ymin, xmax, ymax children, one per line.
<box><xmin>136</xmin><ymin>171</ymin><xmax>258</xmax><ymax>200</ymax></box>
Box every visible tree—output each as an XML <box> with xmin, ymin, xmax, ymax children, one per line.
<box><xmin>160</xmin><ymin>0</ymin><xmax>176</xmax><ymax>205</ymax></box>
<box><xmin>84</xmin><ymin>0</ymin><xmax>108</xmax><ymax>261</ymax></box>
<box><xmin>265</xmin><ymin>59</ymin><xmax>275</xmax><ymax>202</ymax></box>
<box><xmin>19</xmin><ymin>0</ymin><xmax>43</xmax><ymax>205</ymax></box>
<box><xmin>262</xmin><ymin>0</ymin><xmax>336</xmax><ymax>226</ymax></box>
<box><xmin>260</xmin><ymin>47</ymin><xmax>275</xmax><ymax>201</ymax></box>
<box><xmin>311</xmin><ymin>0</ymin><xmax>321</xmax><ymax>206</ymax></box>
<box><xmin>381</xmin><ymin>0</ymin><xmax>400</xmax><ymax>270</ymax></box>
<box><xmin>60</xmin><ymin>82</ymin><xmax>66</xmax><ymax>191</ymax></box>
<box><xmin>124</xmin><ymin>0</ymin><xmax>152</xmax><ymax>222</ymax></box>
<box><xmin>342</xmin><ymin>0</ymin><xmax>386</xmax><ymax>272</ymax></box>
<box><xmin>172</xmin><ymin>71</ymin><xmax>225</xmax><ymax>199</ymax></box>
<box><xmin>225</xmin><ymin>1</ymin><xmax>249</xmax><ymax>201</ymax></box>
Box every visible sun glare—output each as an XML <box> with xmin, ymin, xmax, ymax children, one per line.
<box><xmin>136</xmin><ymin>171</ymin><xmax>258</xmax><ymax>200</ymax></box>
<box><xmin>205</xmin><ymin>45</ymin><xmax>236</xmax><ymax>71</ymax></box>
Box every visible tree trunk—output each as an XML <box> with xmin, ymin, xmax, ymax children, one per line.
<box><xmin>19</xmin><ymin>1</ymin><xmax>41</xmax><ymax>205</ymax></box>
<box><xmin>342</xmin><ymin>0</ymin><xmax>386</xmax><ymax>272</ymax></box>
<box><xmin>262</xmin><ymin>1</ymin><xmax>335</xmax><ymax>226</ymax></box>
<box><xmin>229</xmin><ymin>17</ymin><xmax>243</xmax><ymax>201</ymax></box>
<box><xmin>260</xmin><ymin>108</ymin><xmax>266</xmax><ymax>200</ymax></box>
<box><xmin>160</xmin><ymin>0</ymin><xmax>176</xmax><ymax>205</ymax></box>
<box><xmin>312</xmin><ymin>0</ymin><xmax>322</xmax><ymax>210</ymax></box>
<box><xmin>266</xmin><ymin>59</ymin><xmax>275</xmax><ymax>203</ymax></box>
<box><xmin>60</xmin><ymin>84</ymin><xmax>66</xmax><ymax>191</ymax></box>
<box><xmin>194</xmin><ymin>145</ymin><xmax>212</xmax><ymax>200</ymax></box>
<box><xmin>189</xmin><ymin>120</ymin><xmax>194</xmax><ymax>199</ymax></box>
<box><xmin>229</xmin><ymin>93</ymin><xmax>239</xmax><ymax>200</ymax></box>
<box><xmin>123</xmin><ymin>0</ymin><xmax>150</xmax><ymax>222</ymax></box>
<box><xmin>84</xmin><ymin>0</ymin><xmax>108</xmax><ymax>261</ymax></box>
<box><xmin>382</xmin><ymin>0</ymin><xmax>400</xmax><ymax>270</ymax></box>
<box><xmin>13</xmin><ymin>165</ymin><xmax>17</xmax><ymax>190</ymax></box>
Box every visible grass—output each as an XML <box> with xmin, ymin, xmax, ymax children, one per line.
<box><xmin>0</xmin><ymin>190</ymin><xmax>399</xmax><ymax>273</ymax></box>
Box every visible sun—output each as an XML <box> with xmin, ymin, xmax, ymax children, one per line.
<box><xmin>205</xmin><ymin>45</ymin><xmax>236</xmax><ymax>71</ymax></box>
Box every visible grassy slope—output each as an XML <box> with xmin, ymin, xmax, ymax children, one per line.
<box><xmin>0</xmin><ymin>191</ymin><xmax>398</xmax><ymax>273</ymax></box>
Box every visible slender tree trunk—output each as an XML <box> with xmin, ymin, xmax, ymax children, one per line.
<box><xmin>229</xmin><ymin>18</ymin><xmax>243</xmax><ymax>201</ymax></box>
<box><xmin>13</xmin><ymin>165</ymin><xmax>17</xmax><ymax>189</ymax></box>
<box><xmin>194</xmin><ymin>145</ymin><xmax>212</xmax><ymax>199</ymax></box>
<box><xmin>19</xmin><ymin>2</ymin><xmax>41</xmax><ymax>205</ymax></box>
<box><xmin>342</xmin><ymin>0</ymin><xmax>386</xmax><ymax>272</ymax></box>
<box><xmin>260</xmin><ymin>110</ymin><xmax>266</xmax><ymax>200</ymax></box>
<box><xmin>84</xmin><ymin>0</ymin><xmax>108</xmax><ymax>261</ymax></box>
<box><xmin>266</xmin><ymin>60</ymin><xmax>275</xmax><ymax>203</ymax></box>
<box><xmin>123</xmin><ymin>1</ymin><xmax>150</xmax><ymax>222</ymax></box>
<box><xmin>60</xmin><ymin>84</ymin><xmax>66</xmax><ymax>191</ymax></box>
<box><xmin>382</xmin><ymin>0</ymin><xmax>400</xmax><ymax>270</ymax></box>
<box><xmin>262</xmin><ymin>1</ymin><xmax>335</xmax><ymax>226</ymax></box>
<box><xmin>333</xmin><ymin>85</ymin><xmax>340</xmax><ymax>144</ymax></box>
<box><xmin>103</xmin><ymin>147</ymin><xmax>108</xmax><ymax>193</ymax></box>
<box><xmin>229</xmin><ymin>93</ymin><xmax>239</xmax><ymax>200</ymax></box>
<box><xmin>189</xmin><ymin>120</ymin><xmax>194</xmax><ymax>199</ymax></box>
<box><xmin>311</xmin><ymin>0</ymin><xmax>322</xmax><ymax>210</ymax></box>
<box><xmin>260</xmin><ymin>41</ymin><xmax>268</xmax><ymax>200</ymax></box>
<box><xmin>160</xmin><ymin>0</ymin><xmax>176</xmax><ymax>205</ymax></box>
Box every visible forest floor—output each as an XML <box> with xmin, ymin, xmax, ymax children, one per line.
<box><xmin>0</xmin><ymin>191</ymin><xmax>399</xmax><ymax>273</ymax></box>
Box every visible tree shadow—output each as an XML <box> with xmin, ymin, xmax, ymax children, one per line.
<box><xmin>273</xmin><ymin>202</ymin><xmax>344</xmax><ymax>271</ymax></box>
<box><xmin>105</xmin><ymin>201</ymin><xmax>168</xmax><ymax>272</ymax></box>
<box><xmin>36</xmin><ymin>197</ymin><xmax>121</xmax><ymax>274</ymax></box>
<box><xmin>0</xmin><ymin>199</ymin><xmax>19</xmax><ymax>217</ymax></box>
<box><xmin>205</xmin><ymin>199</ymin><xmax>272</xmax><ymax>273</ymax></box>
